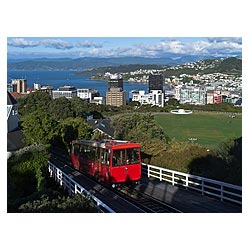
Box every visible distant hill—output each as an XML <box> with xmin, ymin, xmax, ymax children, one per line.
<box><xmin>217</xmin><ymin>57</ymin><xmax>242</xmax><ymax>73</ymax></box>
<box><xmin>7</xmin><ymin>54</ymin><xmax>224</xmax><ymax>71</ymax></box>
<box><xmin>78</xmin><ymin>57</ymin><xmax>242</xmax><ymax>77</ymax></box>
<box><xmin>7</xmin><ymin>55</ymin><xmax>242</xmax><ymax>74</ymax></box>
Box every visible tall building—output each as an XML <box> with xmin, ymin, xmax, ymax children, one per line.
<box><xmin>106</xmin><ymin>74</ymin><xmax>126</xmax><ymax>107</ymax></box>
<box><xmin>11</xmin><ymin>79</ymin><xmax>27</xmax><ymax>93</ymax></box>
<box><xmin>148</xmin><ymin>74</ymin><xmax>164</xmax><ymax>91</ymax></box>
<box><xmin>180</xmin><ymin>86</ymin><xmax>206</xmax><ymax>105</ymax></box>
<box><xmin>108</xmin><ymin>74</ymin><xmax>123</xmax><ymax>91</ymax></box>
<box><xmin>106</xmin><ymin>91</ymin><xmax>126</xmax><ymax>107</ymax></box>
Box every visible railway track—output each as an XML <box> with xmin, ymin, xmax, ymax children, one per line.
<box><xmin>49</xmin><ymin>147</ymin><xmax>182</xmax><ymax>213</ymax></box>
<box><xmin>116</xmin><ymin>186</ymin><xmax>182</xmax><ymax>213</ymax></box>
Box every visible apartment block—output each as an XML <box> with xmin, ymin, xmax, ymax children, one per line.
<box><xmin>149</xmin><ymin>74</ymin><xmax>164</xmax><ymax>91</ymax></box>
<box><xmin>180</xmin><ymin>86</ymin><xmax>206</xmax><ymax>105</ymax></box>
<box><xmin>106</xmin><ymin>91</ymin><xmax>126</xmax><ymax>107</ymax></box>
<box><xmin>132</xmin><ymin>90</ymin><xmax>164</xmax><ymax>107</ymax></box>
<box><xmin>11</xmin><ymin>79</ymin><xmax>27</xmax><ymax>93</ymax></box>
<box><xmin>106</xmin><ymin>74</ymin><xmax>126</xmax><ymax>107</ymax></box>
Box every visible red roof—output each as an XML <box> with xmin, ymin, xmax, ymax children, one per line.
<box><xmin>10</xmin><ymin>92</ymin><xmax>26</xmax><ymax>99</ymax></box>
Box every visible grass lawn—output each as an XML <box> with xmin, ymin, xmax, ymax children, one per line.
<box><xmin>154</xmin><ymin>112</ymin><xmax>242</xmax><ymax>149</ymax></box>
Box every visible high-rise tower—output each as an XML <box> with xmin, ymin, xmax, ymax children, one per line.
<box><xmin>106</xmin><ymin>74</ymin><xmax>126</xmax><ymax>107</ymax></box>
<box><xmin>108</xmin><ymin>74</ymin><xmax>124</xmax><ymax>91</ymax></box>
<box><xmin>11</xmin><ymin>79</ymin><xmax>27</xmax><ymax>93</ymax></box>
<box><xmin>148</xmin><ymin>74</ymin><xmax>164</xmax><ymax>92</ymax></box>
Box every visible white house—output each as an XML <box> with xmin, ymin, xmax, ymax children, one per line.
<box><xmin>7</xmin><ymin>91</ymin><xmax>19</xmax><ymax>132</ymax></box>
<box><xmin>132</xmin><ymin>90</ymin><xmax>164</xmax><ymax>107</ymax></box>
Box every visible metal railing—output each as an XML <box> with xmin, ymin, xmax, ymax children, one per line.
<box><xmin>48</xmin><ymin>161</ymin><xmax>115</xmax><ymax>213</ymax></box>
<box><xmin>143</xmin><ymin>163</ymin><xmax>242</xmax><ymax>205</ymax></box>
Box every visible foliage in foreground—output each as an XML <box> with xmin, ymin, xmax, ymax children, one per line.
<box><xmin>7</xmin><ymin>145</ymin><xmax>98</xmax><ymax>212</ymax></box>
<box><xmin>18</xmin><ymin>192</ymin><xmax>97</xmax><ymax>213</ymax></box>
<box><xmin>8</xmin><ymin>144</ymin><xmax>49</xmax><ymax>199</ymax></box>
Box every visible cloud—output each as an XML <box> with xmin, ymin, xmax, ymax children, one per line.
<box><xmin>8</xmin><ymin>37</ymin><xmax>242</xmax><ymax>58</ymax></box>
<box><xmin>8</xmin><ymin>38</ymin><xmax>39</xmax><ymax>48</ymax></box>
<box><xmin>40</xmin><ymin>39</ymin><xmax>74</xmax><ymax>50</ymax></box>
<box><xmin>76</xmin><ymin>40</ymin><xmax>103</xmax><ymax>48</ymax></box>
<box><xmin>8</xmin><ymin>38</ymin><xmax>74</xmax><ymax>50</ymax></box>
<box><xmin>131</xmin><ymin>38</ymin><xmax>242</xmax><ymax>57</ymax></box>
<box><xmin>207</xmin><ymin>37</ymin><xmax>242</xmax><ymax>45</ymax></box>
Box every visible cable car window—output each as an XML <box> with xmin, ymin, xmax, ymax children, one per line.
<box><xmin>101</xmin><ymin>149</ymin><xmax>110</xmax><ymax>165</ymax></box>
<box><xmin>126</xmin><ymin>148</ymin><xmax>140</xmax><ymax>164</ymax></box>
<box><xmin>73</xmin><ymin>144</ymin><xmax>79</xmax><ymax>155</ymax></box>
<box><xmin>112</xmin><ymin>149</ymin><xmax>126</xmax><ymax>166</ymax></box>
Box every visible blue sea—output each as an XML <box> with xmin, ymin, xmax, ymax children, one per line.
<box><xmin>7</xmin><ymin>70</ymin><xmax>148</xmax><ymax>100</ymax></box>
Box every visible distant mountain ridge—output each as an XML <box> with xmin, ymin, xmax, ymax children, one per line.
<box><xmin>7</xmin><ymin>54</ymin><xmax>237</xmax><ymax>71</ymax></box>
<box><xmin>79</xmin><ymin>57</ymin><xmax>242</xmax><ymax>78</ymax></box>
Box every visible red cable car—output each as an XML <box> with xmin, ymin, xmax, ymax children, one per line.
<box><xmin>71</xmin><ymin>139</ymin><xmax>141</xmax><ymax>186</ymax></box>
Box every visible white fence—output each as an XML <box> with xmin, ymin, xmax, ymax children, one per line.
<box><xmin>143</xmin><ymin>163</ymin><xmax>242</xmax><ymax>205</ymax></box>
<box><xmin>48</xmin><ymin>161</ymin><xmax>115</xmax><ymax>213</ymax></box>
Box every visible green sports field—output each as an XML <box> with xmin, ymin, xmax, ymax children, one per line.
<box><xmin>154</xmin><ymin>112</ymin><xmax>242</xmax><ymax>149</ymax></box>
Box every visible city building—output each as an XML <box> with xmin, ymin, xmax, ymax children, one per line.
<box><xmin>34</xmin><ymin>83</ymin><xmax>54</xmax><ymax>96</ymax></box>
<box><xmin>148</xmin><ymin>74</ymin><xmax>164</xmax><ymax>92</ymax></box>
<box><xmin>10</xmin><ymin>79</ymin><xmax>27</xmax><ymax>93</ymax></box>
<box><xmin>90</xmin><ymin>96</ymin><xmax>106</xmax><ymax>105</ymax></box>
<box><xmin>7</xmin><ymin>83</ymin><xmax>14</xmax><ymax>92</ymax></box>
<box><xmin>52</xmin><ymin>86</ymin><xmax>77</xmax><ymax>99</ymax></box>
<box><xmin>180</xmin><ymin>86</ymin><xmax>206</xmax><ymax>105</ymax></box>
<box><xmin>131</xmin><ymin>90</ymin><xmax>164</xmax><ymax>107</ymax></box>
<box><xmin>106</xmin><ymin>74</ymin><xmax>126</xmax><ymax>107</ymax></box>
<box><xmin>174</xmin><ymin>85</ymin><xmax>182</xmax><ymax>101</ymax></box>
<box><xmin>206</xmin><ymin>92</ymin><xmax>214</xmax><ymax>104</ymax></box>
<box><xmin>108</xmin><ymin>74</ymin><xmax>123</xmax><ymax>91</ymax></box>
<box><xmin>106</xmin><ymin>91</ymin><xmax>126</xmax><ymax>107</ymax></box>
<box><xmin>213</xmin><ymin>94</ymin><xmax>222</xmax><ymax>104</ymax></box>
<box><xmin>77</xmin><ymin>88</ymin><xmax>100</xmax><ymax>101</ymax></box>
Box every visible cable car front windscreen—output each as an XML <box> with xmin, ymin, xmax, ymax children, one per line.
<box><xmin>112</xmin><ymin>148</ymin><xmax>140</xmax><ymax>166</ymax></box>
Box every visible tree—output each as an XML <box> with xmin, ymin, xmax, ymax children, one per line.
<box><xmin>21</xmin><ymin>110</ymin><xmax>59</xmax><ymax>145</ymax></box>
<box><xmin>59</xmin><ymin>117</ymin><xmax>92</xmax><ymax>150</ymax></box>
<box><xmin>111</xmin><ymin>113</ymin><xmax>168</xmax><ymax>156</ymax></box>
<box><xmin>17</xmin><ymin>92</ymin><xmax>52</xmax><ymax>118</ymax></box>
<box><xmin>166</xmin><ymin>98</ymin><xmax>179</xmax><ymax>106</ymax></box>
<box><xmin>49</xmin><ymin>97</ymin><xmax>73</xmax><ymax>121</ymax></box>
<box><xmin>8</xmin><ymin>145</ymin><xmax>49</xmax><ymax>200</ymax></box>
<box><xmin>70</xmin><ymin>97</ymin><xmax>89</xmax><ymax>118</ymax></box>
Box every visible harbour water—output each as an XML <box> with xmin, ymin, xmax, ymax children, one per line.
<box><xmin>7</xmin><ymin>70</ymin><xmax>148</xmax><ymax>100</ymax></box>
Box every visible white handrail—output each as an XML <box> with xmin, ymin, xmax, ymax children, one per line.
<box><xmin>143</xmin><ymin>163</ymin><xmax>242</xmax><ymax>205</ymax></box>
<box><xmin>48</xmin><ymin>161</ymin><xmax>115</xmax><ymax>213</ymax></box>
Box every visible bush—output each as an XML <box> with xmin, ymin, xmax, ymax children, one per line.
<box><xmin>8</xmin><ymin>145</ymin><xmax>49</xmax><ymax>199</ymax></box>
<box><xmin>18</xmin><ymin>193</ymin><xmax>97</xmax><ymax>213</ymax></box>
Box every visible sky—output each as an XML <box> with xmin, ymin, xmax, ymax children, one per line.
<box><xmin>7</xmin><ymin>37</ymin><xmax>242</xmax><ymax>59</ymax></box>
